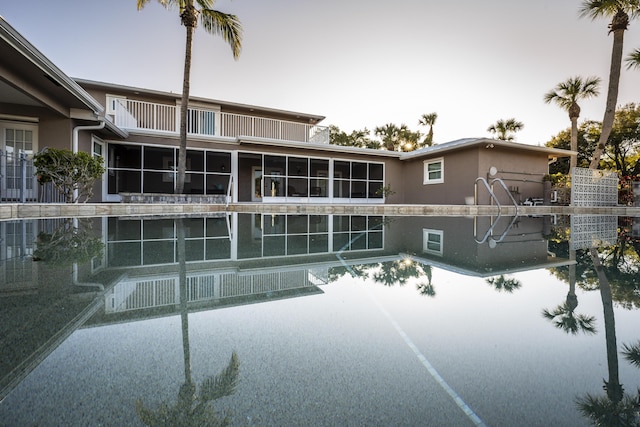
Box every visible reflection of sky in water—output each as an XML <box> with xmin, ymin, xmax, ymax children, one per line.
<box><xmin>1</xmin><ymin>215</ymin><xmax>640</xmax><ymax>426</ymax></box>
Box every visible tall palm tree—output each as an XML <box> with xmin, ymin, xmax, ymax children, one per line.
<box><xmin>544</xmin><ymin>76</ymin><xmax>601</xmax><ymax>173</ymax></box>
<box><xmin>418</xmin><ymin>112</ymin><xmax>438</xmax><ymax>146</ymax></box>
<box><xmin>487</xmin><ymin>118</ymin><xmax>524</xmax><ymax>141</ymax></box>
<box><xmin>627</xmin><ymin>47</ymin><xmax>640</xmax><ymax>69</ymax></box>
<box><xmin>137</xmin><ymin>0</ymin><xmax>242</xmax><ymax>194</ymax></box>
<box><xmin>579</xmin><ymin>0</ymin><xmax>640</xmax><ymax>170</ymax></box>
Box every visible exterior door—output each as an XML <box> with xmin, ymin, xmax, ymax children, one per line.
<box><xmin>1</xmin><ymin>123</ymin><xmax>37</xmax><ymax>201</ymax></box>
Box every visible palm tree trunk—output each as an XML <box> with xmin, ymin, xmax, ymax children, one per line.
<box><xmin>177</xmin><ymin>14</ymin><xmax>195</xmax><ymax>194</ymax></box>
<box><xmin>570</xmin><ymin>116</ymin><xmax>578</xmax><ymax>173</ymax></box>
<box><xmin>589</xmin><ymin>28</ymin><xmax>625</xmax><ymax>169</ymax></box>
<box><xmin>589</xmin><ymin>247</ymin><xmax>622</xmax><ymax>402</ymax></box>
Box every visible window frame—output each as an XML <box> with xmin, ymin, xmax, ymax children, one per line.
<box><xmin>422</xmin><ymin>228</ymin><xmax>443</xmax><ymax>256</ymax></box>
<box><xmin>423</xmin><ymin>157</ymin><xmax>444</xmax><ymax>185</ymax></box>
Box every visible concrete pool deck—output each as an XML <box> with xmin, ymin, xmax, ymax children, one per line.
<box><xmin>0</xmin><ymin>203</ymin><xmax>639</xmax><ymax>219</ymax></box>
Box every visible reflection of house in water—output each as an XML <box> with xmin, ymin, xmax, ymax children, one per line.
<box><xmin>383</xmin><ymin>215</ymin><xmax>572</xmax><ymax>276</ymax></box>
<box><xmin>1</xmin><ymin>213</ymin><xmax>575</xmax><ymax>394</ymax></box>
<box><xmin>94</xmin><ymin>213</ymin><xmax>386</xmax><ymax>320</ymax></box>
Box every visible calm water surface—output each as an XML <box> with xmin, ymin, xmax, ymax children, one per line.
<box><xmin>0</xmin><ymin>213</ymin><xmax>639</xmax><ymax>426</ymax></box>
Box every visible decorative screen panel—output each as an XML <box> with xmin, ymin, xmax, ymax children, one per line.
<box><xmin>571</xmin><ymin>167</ymin><xmax>618</xmax><ymax>206</ymax></box>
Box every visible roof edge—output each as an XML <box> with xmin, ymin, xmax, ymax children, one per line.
<box><xmin>0</xmin><ymin>16</ymin><xmax>104</xmax><ymax>115</ymax></box>
<box><xmin>75</xmin><ymin>78</ymin><xmax>326</xmax><ymax>124</ymax></box>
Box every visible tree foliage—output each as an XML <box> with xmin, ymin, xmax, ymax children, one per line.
<box><xmin>33</xmin><ymin>218</ymin><xmax>104</xmax><ymax>266</ymax></box>
<box><xmin>34</xmin><ymin>148</ymin><xmax>105</xmax><ymax>203</ymax></box>
<box><xmin>545</xmin><ymin>104</ymin><xmax>640</xmax><ymax>176</ymax></box>
<box><xmin>137</xmin><ymin>0</ymin><xmax>242</xmax><ymax>194</ymax></box>
<box><xmin>487</xmin><ymin>118</ymin><xmax>524</xmax><ymax>141</ymax></box>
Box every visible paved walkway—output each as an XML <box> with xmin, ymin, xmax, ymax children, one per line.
<box><xmin>1</xmin><ymin>203</ymin><xmax>639</xmax><ymax>219</ymax></box>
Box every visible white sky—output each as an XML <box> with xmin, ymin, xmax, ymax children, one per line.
<box><xmin>3</xmin><ymin>0</ymin><xmax>640</xmax><ymax>146</ymax></box>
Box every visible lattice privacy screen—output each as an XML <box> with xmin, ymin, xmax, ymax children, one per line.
<box><xmin>570</xmin><ymin>215</ymin><xmax>618</xmax><ymax>250</ymax></box>
<box><xmin>571</xmin><ymin>167</ymin><xmax>618</xmax><ymax>206</ymax></box>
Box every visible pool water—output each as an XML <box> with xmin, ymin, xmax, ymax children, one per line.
<box><xmin>0</xmin><ymin>214</ymin><xmax>639</xmax><ymax>426</ymax></box>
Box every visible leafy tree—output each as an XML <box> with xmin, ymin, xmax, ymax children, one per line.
<box><xmin>546</xmin><ymin>121</ymin><xmax>600</xmax><ymax>174</ymax></box>
<box><xmin>599</xmin><ymin>103</ymin><xmax>640</xmax><ymax>176</ymax></box>
<box><xmin>579</xmin><ymin>0</ymin><xmax>640</xmax><ymax>169</ymax></box>
<box><xmin>33</xmin><ymin>218</ymin><xmax>104</xmax><ymax>266</ymax></box>
<box><xmin>329</xmin><ymin>125</ymin><xmax>380</xmax><ymax>149</ymax></box>
<box><xmin>487</xmin><ymin>118</ymin><xmax>524</xmax><ymax>141</ymax></box>
<box><xmin>137</xmin><ymin>0</ymin><xmax>242</xmax><ymax>194</ymax></box>
<box><xmin>544</xmin><ymin>76</ymin><xmax>601</xmax><ymax>173</ymax></box>
<box><xmin>418</xmin><ymin>112</ymin><xmax>438</xmax><ymax>146</ymax></box>
<box><xmin>34</xmin><ymin>148</ymin><xmax>105</xmax><ymax>203</ymax></box>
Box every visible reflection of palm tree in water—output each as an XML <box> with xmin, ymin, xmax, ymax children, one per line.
<box><xmin>485</xmin><ymin>275</ymin><xmax>522</xmax><ymax>293</ymax></box>
<box><xmin>136</xmin><ymin>219</ymin><xmax>240</xmax><ymax>426</ymax></box>
<box><xmin>373</xmin><ymin>259</ymin><xmax>436</xmax><ymax>298</ymax></box>
<box><xmin>542</xmin><ymin>250</ymin><xmax>597</xmax><ymax>335</ymax></box>
<box><xmin>575</xmin><ymin>248</ymin><xmax>640</xmax><ymax>425</ymax></box>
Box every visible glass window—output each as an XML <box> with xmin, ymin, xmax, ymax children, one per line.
<box><xmin>206</xmin><ymin>152</ymin><xmax>231</xmax><ymax>173</ymax></box>
<box><xmin>352</xmin><ymin>162</ymin><xmax>367</xmax><ymax>180</ymax></box>
<box><xmin>144</xmin><ymin>146</ymin><xmax>173</xmax><ymax>170</ymax></box>
<box><xmin>109</xmin><ymin>145</ymin><xmax>141</xmax><ymax>169</ymax></box>
<box><xmin>424</xmin><ymin>158</ymin><xmax>444</xmax><ymax>184</ymax></box>
<box><xmin>264</xmin><ymin>155</ymin><xmax>286</xmax><ymax>175</ymax></box>
<box><xmin>423</xmin><ymin>229</ymin><xmax>443</xmax><ymax>255</ymax></box>
<box><xmin>187</xmin><ymin>150</ymin><xmax>204</xmax><ymax>172</ymax></box>
<box><xmin>369</xmin><ymin>163</ymin><xmax>383</xmax><ymax>180</ymax></box>
<box><xmin>288</xmin><ymin>157</ymin><xmax>308</xmax><ymax>176</ymax></box>
<box><xmin>334</xmin><ymin>161</ymin><xmax>350</xmax><ymax>179</ymax></box>
<box><xmin>310</xmin><ymin>159</ymin><xmax>329</xmax><ymax>177</ymax></box>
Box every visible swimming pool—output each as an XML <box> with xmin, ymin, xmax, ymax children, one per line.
<box><xmin>1</xmin><ymin>213</ymin><xmax>639</xmax><ymax>426</ymax></box>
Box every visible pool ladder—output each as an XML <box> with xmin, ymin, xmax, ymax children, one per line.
<box><xmin>473</xmin><ymin>177</ymin><xmax>519</xmax><ymax>247</ymax></box>
<box><xmin>473</xmin><ymin>177</ymin><xmax>519</xmax><ymax>214</ymax></box>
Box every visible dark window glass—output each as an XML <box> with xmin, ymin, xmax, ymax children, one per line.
<box><xmin>109</xmin><ymin>144</ymin><xmax>141</xmax><ymax>169</ymax></box>
<box><xmin>206</xmin><ymin>152</ymin><xmax>231</xmax><ymax>173</ymax></box>
<box><xmin>352</xmin><ymin>162</ymin><xmax>367</xmax><ymax>179</ymax></box>
<box><xmin>144</xmin><ymin>146</ymin><xmax>173</xmax><ymax>170</ymax></box>
<box><xmin>369</xmin><ymin>163</ymin><xmax>383</xmax><ymax>180</ymax></box>
<box><xmin>187</xmin><ymin>150</ymin><xmax>204</xmax><ymax>172</ymax></box>
<box><xmin>109</xmin><ymin>170</ymin><xmax>141</xmax><ymax>194</ymax></box>
<box><xmin>264</xmin><ymin>155</ymin><xmax>286</xmax><ymax>174</ymax></box>
<box><xmin>288</xmin><ymin>157</ymin><xmax>308</xmax><ymax>176</ymax></box>
<box><xmin>334</xmin><ymin>161</ymin><xmax>350</xmax><ymax>179</ymax></box>
<box><xmin>143</xmin><ymin>171</ymin><xmax>174</xmax><ymax>194</ymax></box>
<box><xmin>310</xmin><ymin>158</ymin><xmax>329</xmax><ymax>177</ymax></box>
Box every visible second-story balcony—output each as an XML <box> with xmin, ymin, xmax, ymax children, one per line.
<box><xmin>111</xmin><ymin>97</ymin><xmax>329</xmax><ymax>144</ymax></box>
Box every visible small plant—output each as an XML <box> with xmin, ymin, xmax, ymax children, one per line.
<box><xmin>34</xmin><ymin>148</ymin><xmax>105</xmax><ymax>203</ymax></box>
<box><xmin>375</xmin><ymin>184</ymin><xmax>396</xmax><ymax>198</ymax></box>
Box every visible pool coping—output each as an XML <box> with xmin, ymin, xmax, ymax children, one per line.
<box><xmin>0</xmin><ymin>203</ymin><xmax>639</xmax><ymax>219</ymax></box>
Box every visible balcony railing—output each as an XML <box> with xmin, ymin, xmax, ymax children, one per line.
<box><xmin>112</xmin><ymin>98</ymin><xmax>329</xmax><ymax>144</ymax></box>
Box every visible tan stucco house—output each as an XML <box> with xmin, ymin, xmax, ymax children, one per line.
<box><xmin>0</xmin><ymin>17</ymin><xmax>573</xmax><ymax>206</ymax></box>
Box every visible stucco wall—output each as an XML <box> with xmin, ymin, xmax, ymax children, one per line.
<box><xmin>401</xmin><ymin>148</ymin><xmax>480</xmax><ymax>205</ymax></box>
<box><xmin>477</xmin><ymin>146</ymin><xmax>548</xmax><ymax>205</ymax></box>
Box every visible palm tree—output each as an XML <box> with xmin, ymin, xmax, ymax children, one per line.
<box><xmin>137</xmin><ymin>0</ymin><xmax>242</xmax><ymax>194</ymax></box>
<box><xmin>485</xmin><ymin>275</ymin><xmax>522</xmax><ymax>293</ymax></box>
<box><xmin>136</xmin><ymin>219</ymin><xmax>240</xmax><ymax>425</ymax></box>
<box><xmin>487</xmin><ymin>118</ymin><xmax>524</xmax><ymax>141</ymax></box>
<box><xmin>544</xmin><ymin>76</ymin><xmax>601</xmax><ymax>173</ymax></box>
<box><xmin>579</xmin><ymin>0</ymin><xmax>640</xmax><ymax>170</ymax></box>
<box><xmin>542</xmin><ymin>303</ymin><xmax>597</xmax><ymax>335</ymax></box>
<box><xmin>374</xmin><ymin>123</ymin><xmax>401</xmax><ymax>151</ymax></box>
<box><xmin>418</xmin><ymin>112</ymin><xmax>438</xmax><ymax>146</ymax></box>
<box><xmin>627</xmin><ymin>47</ymin><xmax>640</xmax><ymax>69</ymax></box>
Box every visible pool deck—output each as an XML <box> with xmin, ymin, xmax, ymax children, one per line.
<box><xmin>0</xmin><ymin>203</ymin><xmax>639</xmax><ymax>219</ymax></box>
